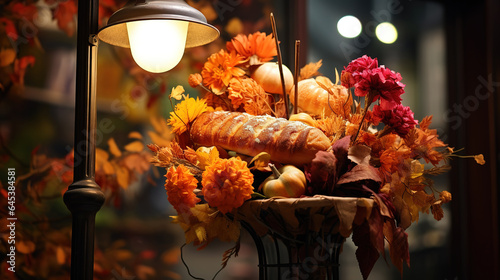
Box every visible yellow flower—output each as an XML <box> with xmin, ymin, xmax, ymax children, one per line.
<box><xmin>201</xmin><ymin>157</ymin><xmax>254</xmax><ymax>214</ymax></box>
<box><xmin>168</xmin><ymin>95</ymin><xmax>209</xmax><ymax>135</ymax></box>
<box><xmin>201</xmin><ymin>49</ymin><xmax>245</xmax><ymax>94</ymax></box>
<box><xmin>165</xmin><ymin>165</ymin><xmax>200</xmax><ymax>213</ymax></box>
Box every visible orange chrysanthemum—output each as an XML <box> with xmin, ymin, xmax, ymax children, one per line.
<box><xmin>226</xmin><ymin>32</ymin><xmax>277</xmax><ymax>65</ymax></box>
<box><xmin>201</xmin><ymin>49</ymin><xmax>245</xmax><ymax>94</ymax></box>
<box><xmin>201</xmin><ymin>157</ymin><xmax>254</xmax><ymax>214</ymax></box>
<box><xmin>228</xmin><ymin>77</ymin><xmax>266</xmax><ymax>109</ymax></box>
<box><xmin>168</xmin><ymin>96</ymin><xmax>209</xmax><ymax>135</ymax></box>
<box><xmin>165</xmin><ymin>165</ymin><xmax>200</xmax><ymax>213</ymax></box>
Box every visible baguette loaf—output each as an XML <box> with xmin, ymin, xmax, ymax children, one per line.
<box><xmin>190</xmin><ymin>111</ymin><xmax>331</xmax><ymax>165</ymax></box>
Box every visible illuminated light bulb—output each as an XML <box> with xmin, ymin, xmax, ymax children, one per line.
<box><xmin>337</xmin><ymin>15</ymin><xmax>362</xmax><ymax>38</ymax></box>
<box><xmin>126</xmin><ymin>19</ymin><xmax>189</xmax><ymax>73</ymax></box>
<box><xmin>375</xmin><ymin>22</ymin><xmax>398</xmax><ymax>44</ymax></box>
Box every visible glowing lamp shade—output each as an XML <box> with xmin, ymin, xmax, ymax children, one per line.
<box><xmin>127</xmin><ymin>20</ymin><xmax>188</xmax><ymax>73</ymax></box>
<box><xmin>97</xmin><ymin>0</ymin><xmax>219</xmax><ymax>73</ymax></box>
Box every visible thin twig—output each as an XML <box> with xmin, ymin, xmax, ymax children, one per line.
<box><xmin>181</xmin><ymin>243</ymin><xmax>205</xmax><ymax>280</ymax></box>
<box><xmin>270</xmin><ymin>13</ymin><xmax>290</xmax><ymax>119</ymax></box>
<box><xmin>294</xmin><ymin>40</ymin><xmax>300</xmax><ymax>114</ymax></box>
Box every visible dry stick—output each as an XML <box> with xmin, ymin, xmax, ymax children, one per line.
<box><xmin>294</xmin><ymin>40</ymin><xmax>300</xmax><ymax>114</ymax></box>
<box><xmin>270</xmin><ymin>13</ymin><xmax>290</xmax><ymax>119</ymax></box>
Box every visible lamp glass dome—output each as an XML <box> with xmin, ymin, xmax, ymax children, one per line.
<box><xmin>97</xmin><ymin>0</ymin><xmax>219</xmax><ymax>72</ymax></box>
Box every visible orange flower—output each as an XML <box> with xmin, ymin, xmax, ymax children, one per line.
<box><xmin>201</xmin><ymin>49</ymin><xmax>245</xmax><ymax>94</ymax></box>
<box><xmin>168</xmin><ymin>96</ymin><xmax>209</xmax><ymax>135</ymax></box>
<box><xmin>227</xmin><ymin>32</ymin><xmax>277</xmax><ymax>65</ymax></box>
<box><xmin>188</xmin><ymin>73</ymin><xmax>203</xmax><ymax>88</ymax></box>
<box><xmin>165</xmin><ymin>165</ymin><xmax>200</xmax><ymax>213</ymax></box>
<box><xmin>228</xmin><ymin>77</ymin><xmax>265</xmax><ymax>109</ymax></box>
<box><xmin>201</xmin><ymin>157</ymin><xmax>254</xmax><ymax>214</ymax></box>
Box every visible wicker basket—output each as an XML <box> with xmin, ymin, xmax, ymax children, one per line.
<box><xmin>237</xmin><ymin>196</ymin><xmax>373</xmax><ymax>280</ymax></box>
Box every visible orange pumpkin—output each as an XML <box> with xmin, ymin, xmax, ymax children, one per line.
<box><xmin>259</xmin><ymin>164</ymin><xmax>306</xmax><ymax>198</ymax></box>
<box><xmin>290</xmin><ymin>76</ymin><xmax>352</xmax><ymax>117</ymax></box>
<box><xmin>251</xmin><ymin>62</ymin><xmax>294</xmax><ymax>95</ymax></box>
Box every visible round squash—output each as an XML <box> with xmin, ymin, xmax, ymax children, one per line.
<box><xmin>290</xmin><ymin>76</ymin><xmax>352</xmax><ymax>117</ymax></box>
<box><xmin>251</xmin><ymin>62</ymin><xmax>294</xmax><ymax>95</ymax></box>
<box><xmin>259</xmin><ymin>164</ymin><xmax>306</xmax><ymax>198</ymax></box>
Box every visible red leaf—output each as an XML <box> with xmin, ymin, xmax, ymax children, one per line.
<box><xmin>19</xmin><ymin>55</ymin><xmax>35</xmax><ymax>69</ymax></box>
<box><xmin>352</xmin><ymin>222</ymin><xmax>380</xmax><ymax>280</ymax></box>
<box><xmin>10</xmin><ymin>3</ymin><xmax>38</xmax><ymax>21</ymax></box>
<box><xmin>0</xmin><ymin>18</ymin><xmax>18</xmax><ymax>41</ymax></box>
<box><xmin>53</xmin><ymin>0</ymin><xmax>78</xmax><ymax>36</ymax></box>
<box><xmin>367</xmin><ymin>207</ymin><xmax>385</xmax><ymax>257</ymax></box>
<box><xmin>10</xmin><ymin>55</ymin><xmax>36</xmax><ymax>85</ymax></box>
<box><xmin>389</xmin><ymin>227</ymin><xmax>410</xmax><ymax>277</ymax></box>
<box><xmin>304</xmin><ymin>150</ymin><xmax>337</xmax><ymax>194</ymax></box>
<box><xmin>337</xmin><ymin>164</ymin><xmax>381</xmax><ymax>185</ymax></box>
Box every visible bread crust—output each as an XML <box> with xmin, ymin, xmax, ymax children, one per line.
<box><xmin>190</xmin><ymin>111</ymin><xmax>331</xmax><ymax>165</ymax></box>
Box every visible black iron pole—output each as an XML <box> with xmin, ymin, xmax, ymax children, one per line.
<box><xmin>63</xmin><ymin>0</ymin><xmax>105</xmax><ymax>279</ymax></box>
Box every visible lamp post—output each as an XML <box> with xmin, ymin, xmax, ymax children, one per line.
<box><xmin>63</xmin><ymin>1</ymin><xmax>218</xmax><ymax>279</ymax></box>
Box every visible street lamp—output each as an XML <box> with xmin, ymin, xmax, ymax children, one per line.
<box><xmin>63</xmin><ymin>1</ymin><xmax>218</xmax><ymax>279</ymax></box>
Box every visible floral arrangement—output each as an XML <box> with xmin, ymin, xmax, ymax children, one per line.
<box><xmin>149</xmin><ymin>31</ymin><xmax>484</xmax><ymax>279</ymax></box>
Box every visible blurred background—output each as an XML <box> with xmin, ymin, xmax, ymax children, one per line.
<box><xmin>0</xmin><ymin>0</ymin><xmax>498</xmax><ymax>279</ymax></box>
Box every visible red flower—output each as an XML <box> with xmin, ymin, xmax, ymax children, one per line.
<box><xmin>341</xmin><ymin>55</ymin><xmax>378</xmax><ymax>88</ymax></box>
<box><xmin>373</xmin><ymin>104</ymin><xmax>418</xmax><ymax>136</ymax></box>
<box><xmin>341</xmin><ymin>56</ymin><xmax>405</xmax><ymax>110</ymax></box>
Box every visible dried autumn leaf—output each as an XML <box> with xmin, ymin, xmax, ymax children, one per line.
<box><xmin>107</xmin><ymin>138</ymin><xmax>122</xmax><ymax>158</ymax></box>
<box><xmin>128</xmin><ymin>131</ymin><xmax>143</xmax><ymax>140</ymax></box>
<box><xmin>249</xmin><ymin>152</ymin><xmax>271</xmax><ymax>171</ymax></box>
<box><xmin>0</xmin><ymin>49</ymin><xmax>16</xmax><ymax>67</ymax></box>
<box><xmin>95</xmin><ymin>148</ymin><xmax>114</xmax><ymax>174</ymax></box>
<box><xmin>474</xmin><ymin>154</ymin><xmax>485</xmax><ymax>165</ymax></box>
<box><xmin>304</xmin><ymin>150</ymin><xmax>336</xmax><ymax>194</ymax></box>
<box><xmin>113</xmin><ymin>249</ymin><xmax>133</xmax><ymax>261</ymax></box>
<box><xmin>195</xmin><ymin>146</ymin><xmax>219</xmax><ymax>170</ymax></box>
<box><xmin>352</xmin><ymin>222</ymin><xmax>380</xmax><ymax>280</ymax></box>
<box><xmin>418</xmin><ymin>115</ymin><xmax>433</xmax><ymax>130</ymax></box>
<box><xmin>148</xmin><ymin>131</ymin><xmax>170</xmax><ymax>147</ymax></box>
<box><xmin>0</xmin><ymin>18</ymin><xmax>18</xmax><ymax>41</ymax></box>
<box><xmin>115</xmin><ymin>165</ymin><xmax>130</xmax><ymax>189</ymax></box>
<box><xmin>11</xmin><ymin>3</ymin><xmax>38</xmax><ymax>21</ymax></box>
<box><xmin>389</xmin><ymin>227</ymin><xmax>410</xmax><ymax>277</ymax></box>
<box><xmin>337</xmin><ymin>164</ymin><xmax>381</xmax><ymax>185</ymax></box>
<box><xmin>53</xmin><ymin>0</ymin><xmax>78</xmax><ymax>36</ymax></box>
<box><xmin>136</xmin><ymin>265</ymin><xmax>156</xmax><ymax>279</ymax></box>
<box><xmin>299</xmin><ymin>60</ymin><xmax>322</xmax><ymax>80</ymax></box>
<box><xmin>410</xmin><ymin>160</ymin><xmax>424</xmax><ymax>179</ymax></box>
<box><xmin>170</xmin><ymin>85</ymin><xmax>185</xmax><ymax>100</ymax></box>
<box><xmin>348</xmin><ymin>145</ymin><xmax>371</xmax><ymax>165</ymax></box>
<box><xmin>17</xmin><ymin>240</ymin><xmax>36</xmax><ymax>254</ymax></box>
<box><xmin>56</xmin><ymin>246</ymin><xmax>66</xmax><ymax>265</ymax></box>
<box><xmin>124</xmin><ymin>141</ymin><xmax>144</xmax><ymax>152</ymax></box>
<box><xmin>161</xmin><ymin>248</ymin><xmax>180</xmax><ymax>264</ymax></box>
